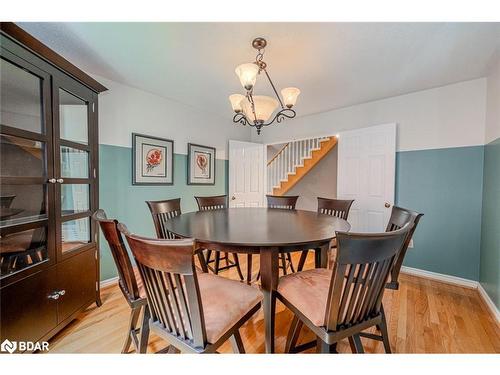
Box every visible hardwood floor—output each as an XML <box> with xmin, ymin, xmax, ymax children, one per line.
<box><xmin>46</xmin><ymin>252</ymin><xmax>500</xmax><ymax>354</ymax></box>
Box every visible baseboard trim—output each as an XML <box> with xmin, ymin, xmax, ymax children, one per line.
<box><xmin>477</xmin><ymin>283</ymin><xmax>500</xmax><ymax>324</ymax></box>
<box><xmin>100</xmin><ymin>276</ymin><xmax>118</xmax><ymax>289</ymax></box>
<box><xmin>400</xmin><ymin>266</ymin><xmax>478</xmax><ymax>289</ymax></box>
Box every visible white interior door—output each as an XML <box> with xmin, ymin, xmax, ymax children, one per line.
<box><xmin>337</xmin><ymin>123</ymin><xmax>396</xmax><ymax>232</ymax></box>
<box><xmin>229</xmin><ymin>140</ymin><xmax>265</xmax><ymax>208</ymax></box>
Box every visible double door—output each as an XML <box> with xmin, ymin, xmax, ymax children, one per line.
<box><xmin>0</xmin><ymin>36</ymin><xmax>99</xmax><ymax>342</ymax></box>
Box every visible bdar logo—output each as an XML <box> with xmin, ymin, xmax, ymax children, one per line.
<box><xmin>1</xmin><ymin>339</ymin><xmax>17</xmax><ymax>353</ymax></box>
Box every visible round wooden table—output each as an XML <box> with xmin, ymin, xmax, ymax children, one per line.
<box><xmin>165</xmin><ymin>207</ymin><xmax>350</xmax><ymax>353</ymax></box>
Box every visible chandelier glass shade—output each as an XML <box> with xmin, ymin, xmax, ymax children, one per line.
<box><xmin>229</xmin><ymin>38</ymin><xmax>300</xmax><ymax>135</ymax></box>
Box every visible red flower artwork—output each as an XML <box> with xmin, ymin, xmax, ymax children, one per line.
<box><xmin>146</xmin><ymin>148</ymin><xmax>163</xmax><ymax>172</ymax></box>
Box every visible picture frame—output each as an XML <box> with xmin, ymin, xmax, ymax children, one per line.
<box><xmin>132</xmin><ymin>133</ymin><xmax>174</xmax><ymax>185</ymax></box>
<box><xmin>187</xmin><ymin>143</ymin><xmax>216</xmax><ymax>185</ymax></box>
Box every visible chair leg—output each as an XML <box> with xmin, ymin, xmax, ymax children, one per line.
<box><xmin>285</xmin><ymin>315</ymin><xmax>303</xmax><ymax>353</ymax></box>
<box><xmin>233</xmin><ymin>253</ymin><xmax>244</xmax><ymax>281</ymax></box>
<box><xmin>379</xmin><ymin>306</ymin><xmax>392</xmax><ymax>353</ymax></box>
<box><xmin>297</xmin><ymin>250</ymin><xmax>308</xmax><ymax>271</ymax></box>
<box><xmin>348</xmin><ymin>334</ymin><xmax>364</xmax><ymax>354</ymax></box>
<box><xmin>246</xmin><ymin>254</ymin><xmax>253</xmax><ymax>285</ymax></box>
<box><xmin>316</xmin><ymin>337</ymin><xmax>337</xmax><ymax>353</ymax></box>
<box><xmin>214</xmin><ymin>251</ymin><xmax>221</xmax><ymax>275</ymax></box>
<box><xmin>196</xmin><ymin>251</ymin><xmax>209</xmax><ymax>273</ymax></box>
<box><xmin>229</xmin><ymin>330</ymin><xmax>246</xmax><ymax>354</ymax></box>
<box><xmin>224</xmin><ymin>252</ymin><xmax>230</xmax><ymax>267</ymax></box>
<box><xmin>286</xmin><ymin>253</ymin><xmax>295</xmax><ymax>273</ymax></box>
<box><xmin>138</xmin><ymin>305</ymin><xmax>150</xmax><ymax>353</ymax></box>
<box><xmin>280</xmin><ymin>254</ymin><xmax>288</xmax><ymax>275</ymax></box>
<box><xmin>122</xmin><ymin>306</ymin><xmax>141</xmax><ymax>353</ymax></box>
<box><xmin>205</xmin><ymin>250</ymin><xmax>215</xmax><ymax>273</ymax></box>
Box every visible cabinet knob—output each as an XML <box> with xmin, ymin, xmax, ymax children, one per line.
<box><xmin>231</xmin><ymin>196</ymin><xmax>236</xmax><ymax>200</ymax></box>
<box><xmin>48</xmin><ymin>178</ymin><xmax>57</xmax><ymax>184</ymax></box>
<box><xmin>384</xmin><ymin>202</ymin><xmax>391</xmax><ymax>208</ymax></box>
<box><xmin>56</xmin><ymin>178</ymin><xmax>64</xmax><ymax>184</ymax></box>
<box><xmin>58</xmin><ymin>290</ymin><xmax>66</xmax><ymax>296</ymax></box>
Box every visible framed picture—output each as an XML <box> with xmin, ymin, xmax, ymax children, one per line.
<box><xmin>187</xmin><ymin>143</ymin><xmax>216</xmax><ymax>185</ymax></box>
<box><xmin>132</xmin><ymin>133</ymin><xmax>174</xmax><ymax>185</ymax></box>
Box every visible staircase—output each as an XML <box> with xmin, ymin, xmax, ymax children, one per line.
<box><xmin>267</xmin><ymin>136</ymin><xmax>338</xmax><ymax>196</ymax></box>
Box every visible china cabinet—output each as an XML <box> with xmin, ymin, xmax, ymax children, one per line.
<box><xmin>0</xmin><ymin>23</ymin><xmax>106</xmax><ymax>348</ymax></box>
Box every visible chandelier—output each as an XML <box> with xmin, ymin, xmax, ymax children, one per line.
<box><xmin>229</xmin><ymin>37</ymin><xmax>300</xmax><ymax>135</ymax></box>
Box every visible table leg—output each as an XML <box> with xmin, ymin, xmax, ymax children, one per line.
<box><xmin>314</xmin><ymin>243</ymin><xmax>329</xmax><ymax>268</ymax></box>
<box><xmin>260</xmin><ymin>247</ymin><xmax>279</xmax><ymax>353</ymax></box>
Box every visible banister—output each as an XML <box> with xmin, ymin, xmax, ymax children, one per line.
<box><xmin>267</xmin><ymin>142</ymin><xmax>290</xmax><ymax>166</ymax></box>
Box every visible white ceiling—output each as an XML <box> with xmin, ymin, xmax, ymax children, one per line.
<box><xmin>18</xmin><ymin>22</ymin><xmax>500</xmax><ymax>119</ymax></box>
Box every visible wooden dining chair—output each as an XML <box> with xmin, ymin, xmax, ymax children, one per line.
<box><xmin>118</xmin><ymin>224</ymin><xmax>262</xmax><ymax>353</ymax></box>
<box><xmin>279</xmin><ymin>225</ymin><xmax>411</xmax><ymax>354</ymax></box>
<box><xmin>194</xmin><ymin>195</ymin><xmax>244</xmax><ymax>280</ymax></box>
<box><xmin>297</xmin><ymin>197</ymin><xmax>355</xmax><ymax>272</ymax></box>
<box><xmin>146</xmin><ymin>198</ymin><xmax>208</xmax><ymax>273</ymax></box>
<box><xmin>92</xmin><ymin>209</ymin><xmax>149</xmax><ymax>353</ymax></box>
<box><xmin>265</xmin><ymin>195</ymin><xmax>300</xmax><ymax>275</ymax></box>
<box><xmin>384</xmin><ymin>206</ymin><xmax>424</xmax><ymax>290</ymax></box>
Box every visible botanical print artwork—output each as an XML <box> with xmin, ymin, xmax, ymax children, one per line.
<box><xmin>142</xmin><ymin>144</ymin><xmax>166</xmax><ymax>177</ymax></box>
<box><xmin>132</xmin><ymin>133</ymin><xmax>173</xmax><ymax>185</ymax></box>
<box><xmin>187</xmin><ymin>143</ymin><xmax>216</xmax><ymax>185</ymax></box>
<box><xmin>194</xmin><ymin>151</ymin><xmax>211</xmax><ymax>179</ymax></box>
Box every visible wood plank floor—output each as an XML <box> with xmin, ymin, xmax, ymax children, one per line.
<box><xmin>46</xmin><ymin>253</ymin><xmax>500</xmax><ymax>354</ymax></box>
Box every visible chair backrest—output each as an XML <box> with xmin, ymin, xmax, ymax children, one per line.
<box><xmin>0</xmin><ymin>195</ymin><xmax>16</xmax><ymax>208</ymax></box>
<box><xmin>266</xmin><ymin>195</ymin><xmax>299</xmax><ymax>210</ymax></box>
<box><xmin>324</xmin><ymin>225</ymin><xmax>411</xmax><ymax>331</ymax></box>
<box><xmin>92</xmin><ymin>209</ymin><xmax>141</xmax><ymax>302</ymax></box>
<box><xmin>317</xmin><ymin>197</ymin><xmax>354</xmax><ymax>220</ymax></box>
<box><xmin>146</xmin><ymin>198</ymin><xmax>182</xmax><ymax>239</ymax></box>
<box><xmin>194</xmin><ymin>195</ymin><xmax>227</xmax><ymax>211</ymax></box>
<box><xmin>385</xmin><ymin>206</ymin><xmax>424</xmax><ymax>289</ymax></box>
<box><xmin>118</xmin><ymin>224</ymin><xmax>207</xmax><ymax>349</ymax></box>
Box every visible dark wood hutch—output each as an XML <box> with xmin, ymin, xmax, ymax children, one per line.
<box><xmin>0</xmin><ymin>23</ymin><xmax>106</xmax><ymax>349</ymax></box>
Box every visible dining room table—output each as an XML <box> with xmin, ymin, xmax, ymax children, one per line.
<box><xmin>164</xmin><ymin>207</ymin><xmax>351</xmax><ymax>353</ymax></box>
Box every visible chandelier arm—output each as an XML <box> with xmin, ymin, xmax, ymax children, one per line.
<box><xmin>262</xmin><ymin>108</ymin><xmax>296</xmax><ymax>127</ymax></box>
<box><xmin>233</xmin><ymin>112</ymin><xmax>249</xmax><ymax>126</ymax></box>
<box><xmin>262</xmin><ymin>68</ymin><xmax>285</xmax><ymax>109</ymax></box>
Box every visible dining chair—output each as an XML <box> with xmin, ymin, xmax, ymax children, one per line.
<box><xmin>92</xmin><ymin>209</ymin><xmax>149</xmax><ymax>353</ymax></box>
<box><xmin>118</xmin><ymin>224</ymin><xmax>262</xmax><ymax>353</ymax></box>
<box><xmin>0</xmin><ymin>195</ymin><xmax>16</xmax><ymax>208</ymax></box>
<box><xmin>264</xmin><ymin>195</ymin><xmax>300</xmax><ymax>275</ymax></box>
<box><xmin>279</xmin><ymin>224</ymin><xmax>411</xmax><ymax>354</ymax></box>
<box><xmin>146</xmin><ymin>198</ymin><xmax>208</xmax><ymax>272</ymax></box>
<box><xmin>384</xmin><ymin>206</ymin><xmax>424</xmax><ymax>290</ymax></box>
<box><xmin>297</xmin><ymin>197</ymin><xmax>355</xmax><ymax>272</ymax></box>
<box><xmin>194</xmin><ymin>195</ymin><xmax>244</xmax><ymax>281</ymax></box>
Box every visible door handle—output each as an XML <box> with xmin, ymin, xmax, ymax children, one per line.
<box><xmin>384</xmin><ymin>202</ymin><xmax>391</xmax><ymax>208</ymax></box>
<box><xmin>57</xmin><ymin>289</ymin><xmax>66</xmax><ymax>296</ymax></box>
<box><xmin>56</xmin><ymin>178</ymin><xmax>64</xmax><ymax>184</ymax></box>
<box><xmin>231</xmin><ymin>196</ymin><xmax>236</xmax><ymax>200</ymax></box>
<box><xmin>48</xmin><ymin>178</ymin><xmax>57</xmax><ymax>184</ymax></box>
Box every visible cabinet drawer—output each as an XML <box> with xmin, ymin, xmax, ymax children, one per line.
<box><xmin>56</xmin><ymin>248</ymin><xmax>96</xmax><ymax>322</ymax></box>
<box><xmin>0</xmin><ymin>267</ymin><xmax>58</xmax><ymax>343</ymax></box>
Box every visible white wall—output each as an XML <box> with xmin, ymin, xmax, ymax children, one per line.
<box><xmin>253</xmin><ymin>78</ymin><xmax>487</xmax><ymax>152</ymax></box>
<box><xmin>485</xmin><ymin>54</ymin><xmax>500</xmax><ymax>143</ymax></box>
<box><xmin>95</xmin><ymin>75</ymin><xmax>251</xmax><ymax>159</ymax></box>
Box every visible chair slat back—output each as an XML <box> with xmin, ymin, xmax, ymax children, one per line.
<box><xmin>317</xmin><ymin>197</ymin><xmax>354</xmax><ymax>220</ymax></box>
<box><xmin>385</xmin><ymin>206</ymin><xmax>424</xmax><ymax>289</ymax></box>
<box><xmin>146</xmin><ymin>198</ymin><xmax>182</xmax><ymax>239</ymax></box>
<box><xmin>195</xmin><ymin>195</ymin><xmax>227</xmax><ymax>211</ymax></box>
<box><xmin>325</xmin><ymin>225</ymin><xmax>411</xmax><ymax>331</ymax></box>
<box><xmin>92</xmin><ymin>209</ymin><xmax>141</xmax><ymax>301</ymax></box>
<box><xmin>118</xmin><ymin>224</ymin><xmax>207</xmax><ymax>349</ymax></box>
<box><xmin>266</xmin><ymin>195</ymin><xmax>299</xmax><ymax>210</ymax></box>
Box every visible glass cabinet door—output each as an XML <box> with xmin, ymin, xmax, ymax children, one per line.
<box><xmin>0</xmin><ymin>54</ymin><xmax>56</xmax><ymax>279</ymax></box>
<box><xmin>52</xmin><ymin>77</ymin><xmax>97</xmax><ymax>260</ymax></box>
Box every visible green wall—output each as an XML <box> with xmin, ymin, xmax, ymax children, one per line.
<box><xmin>99</xmin><ymin>143</ymin><xmax>486</xmax><ymax>284</ymax></box>
<box><xmin>479</xmin><ymin>138</ymin><xmax>500</xmax><ymax>308</ymax></box>
<box><xmin>99</xmin><ymin>144</ymin><xmax>228</xmax><ymax>280</ymax></box>
<box><xmin>395</xmin><ymin>146</ymin><xmax>485</xmax><ymax>281</ymax></box>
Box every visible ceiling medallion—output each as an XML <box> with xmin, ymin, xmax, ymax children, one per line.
<box><xmin>229</xmin><ymin>38</ymin><xmax>300</xmax><ymax>135</ymax></box>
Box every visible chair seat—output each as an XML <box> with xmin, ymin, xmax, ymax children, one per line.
<box><xmin>278</xmin><ymin>268</ymin><xmax>332</xmax><ymax>327</ymax></box>
<box><xmin>197</xmin><ymin>272</ymin><xmax>262</xmax><ymax>343</ymax></box>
